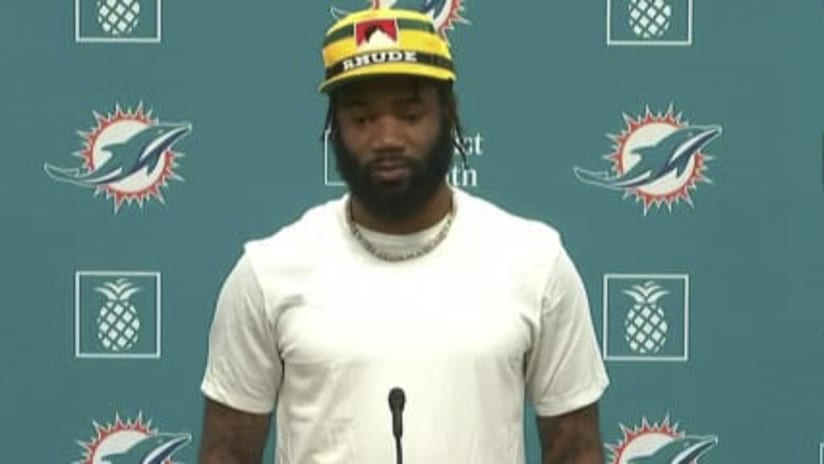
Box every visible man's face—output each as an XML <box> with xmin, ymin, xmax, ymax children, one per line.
<box><xmin>332</xmin><ymin>76</ymin><xmax>454</xmax><ymax>221</ymax></box>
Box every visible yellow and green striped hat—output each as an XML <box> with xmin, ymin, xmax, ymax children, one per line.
<box><xmin>319</xmin><ymin>8</ymin><xmax>456</xmax><ymax>93</ymax></box>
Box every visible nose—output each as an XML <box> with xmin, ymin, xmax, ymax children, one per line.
<box><xmin>369</xmin><ymin>115</ymin><xmax>405</xmax><ymax>154</ymax></box>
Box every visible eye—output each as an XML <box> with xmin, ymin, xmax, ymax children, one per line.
<box><xmin>346</xmin><ymin>113</ymin><xmax>369</xmax><ymax>127</ymax></box>
<box><xmin>403</xmin><ymin>112</ymin><xmax>422</xmax><ymax>123</ymax></box>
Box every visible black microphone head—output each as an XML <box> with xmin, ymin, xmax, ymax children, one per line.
<box><xmin>388</xmin><ymin>387</ymin><xmax>406</xmax><ymax>411</ymax></box>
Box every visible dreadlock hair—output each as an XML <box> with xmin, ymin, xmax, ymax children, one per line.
<box><xmin>320</xmin><ymin>78</ymin><xmax>471</xmax><ymax>171</ymax></box>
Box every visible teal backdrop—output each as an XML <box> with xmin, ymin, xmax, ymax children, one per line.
<box><xmin>2</xmin><ymin>0</ymin><xmax>824</xmax><ymax>462</ymax></box>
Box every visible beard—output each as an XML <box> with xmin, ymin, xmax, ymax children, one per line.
<box><xmin>332</xmin><ymin>119</ymin><xmax>454</xmax><ymax>222</ymax></box>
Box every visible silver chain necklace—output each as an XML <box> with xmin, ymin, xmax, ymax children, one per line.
<box><xmin>346</xmin><ymin>197</ymin><xmax>455</xmax><ymax>262</ymax></box>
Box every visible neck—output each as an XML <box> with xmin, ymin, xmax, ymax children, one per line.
<box><xmin>349</xmin><ymin>183</ymin><xmax>453</xmax><ymax>234</ymax></box>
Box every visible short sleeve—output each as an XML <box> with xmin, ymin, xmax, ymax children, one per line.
<box><xmin>525</xmin><ymin>244</ymin><xmax>609</xmax><ymax>417</ymax></box>
<box><xmin>200</xmin><ymin>253</ymin><xmax>283</xmax><ymax>414</ymax></box>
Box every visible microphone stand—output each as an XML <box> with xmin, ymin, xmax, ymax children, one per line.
<box><xmin>394</xmin><ymin>433</ymin><xmax>403</xmax><ymax>464</ymax></box>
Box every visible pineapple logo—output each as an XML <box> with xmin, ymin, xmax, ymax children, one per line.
<box><xmin>603</xmin><ymin>274</ymin><xmax>688</xmax><ymax>362</ymax></box>
<box><xmin>607</xmin><ymin>0</ymin><xmax>692</xmax><ymax>46</ymax></box>
<box><xmin>76</xmin><ymin>0</ymin><xmax>161</xmax><ymax>43</ymax></box>
<box><xmin>96</xmin><ymin>0</ymin><xmax>141</xmax><ymax>36</ymax></box>
<box><xmin>627</xmin><ymin>0</ymin><xmax>672</xmax><ymax>39</ymax></box>
<box><xmin>622</xmin><ymin>281</ymin><xmax>669</xmax><ymax>355</ymax></box>
<box><xmin>606</xmin><ymin>416</ymin><xmax>718</xmax><ymax>463</ymax></box>
<box><xmin>95</xmin><ymin>278</ymin><xmax>142</xmax><ymax>352</ymax></box>
<box><xmin>76</xmin><ymin>271</ymin><xmax>161</xmax><ymax>359</ymax></box>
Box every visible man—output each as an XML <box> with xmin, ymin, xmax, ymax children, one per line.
<box><xmin>199</xmin><ymin>7</ymin><xmax>609</xmax><ymax>464</ymax></box>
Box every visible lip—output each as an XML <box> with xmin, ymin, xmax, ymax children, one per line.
<box><xmin>371</xmin><ymin>160</ymin><xmax>410</xmax><ymax>182</ymax></box>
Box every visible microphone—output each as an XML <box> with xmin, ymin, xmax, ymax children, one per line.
<box><xmin>388</xmin><ymin>387</ymin><xmax>406</xmax><ymax>464</ymax></box>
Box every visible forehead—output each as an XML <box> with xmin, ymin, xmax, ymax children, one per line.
<box><xmin>335</xmin><ymin>76</ymin><xmax>439</xmax><ymax>105</ymax></box>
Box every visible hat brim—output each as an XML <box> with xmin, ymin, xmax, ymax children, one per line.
<box><xmin>319</xmin><ymin>62</ymin><xmax>455</xmax><ymax>94</ymax></box>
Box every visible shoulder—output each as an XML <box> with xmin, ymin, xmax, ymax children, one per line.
<box><xmin>455</xmin><ymin>189</ymin><xmax>564</xmax><ymax>259</ymax></box>
<box><xmin>241</xmin><ymin>195</ymin><xmax>346</xmax><ymax>282</ymax></box>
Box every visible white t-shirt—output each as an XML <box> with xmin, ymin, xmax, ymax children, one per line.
<box><xmin>201</xmin><ymin>188</ymin><xmax>609</xmax><ymax>464</ymax></box>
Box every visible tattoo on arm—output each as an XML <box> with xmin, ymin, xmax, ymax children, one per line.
<box><xmin>537</xmin><ymin>403</ymin><xmax>605</xmax><ymax>464</ymax></box>
<box><xmin>199</xmin><ymin>399</ymin><xmax>272</xmax><ymax>464</ymax></box>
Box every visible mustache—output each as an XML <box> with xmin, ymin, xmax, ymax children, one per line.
<box><xmin>362</xmin><ymin>153</ymin><xmax>419</xmax><ymax>168</ymax></box>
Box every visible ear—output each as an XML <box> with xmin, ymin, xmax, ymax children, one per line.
<box><xmin>442</xmin><ymin>98</ymin><xmax>458</xmax><ymax>127</ymax></box>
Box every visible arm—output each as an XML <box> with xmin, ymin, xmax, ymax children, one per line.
<box><xmin>199</xmin><ymin>398</ymin><xmax>271</xmax><ymax>464</ymax></box>
<box><xmin>537</xmin><ymin>402</ymin><xmax>604</xmax><ymax>464</ymax></box>
<box><xmin>199</xmin><ymin>253</ymin><xmax>281</xmax><ymax>463</ymax></box>
<box><xmin>526</xmin><ymin>242</ymin><xmax>609</xmax><ymax>463</ymax></box>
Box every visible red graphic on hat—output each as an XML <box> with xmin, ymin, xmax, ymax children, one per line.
<box><xmin>355</xmin><ymin>19</ymin><xmax>399</xmax><ymax>46</ymax></box>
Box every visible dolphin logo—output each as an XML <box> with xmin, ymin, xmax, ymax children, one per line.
<box><xmin>330</xmin><ymin>5</ymin><xmax>350</xmax><ymax>20</ymax></box>
<box><xmin>627</xmin><ymin>435</ymin><xmax>718</xmax><ymax>464</ymax></box>
<box><xmin>420</xmin><ymin>0</ymin><xmax>449</xmax><ymax>20</ymax></box>
<box><xmin>574</xmin><ymin>125</ymin><xmax>722</xmax><ymax>190</ymax></box>
<box><xmin>100</xmin><ymin>433</ymin><xmax>191</xmax><ymax>464</ymax></box>
<box><xmin>44</xmin><ymin>122</ymin><xmax>192</xmax><ymax>188</ymax></box>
